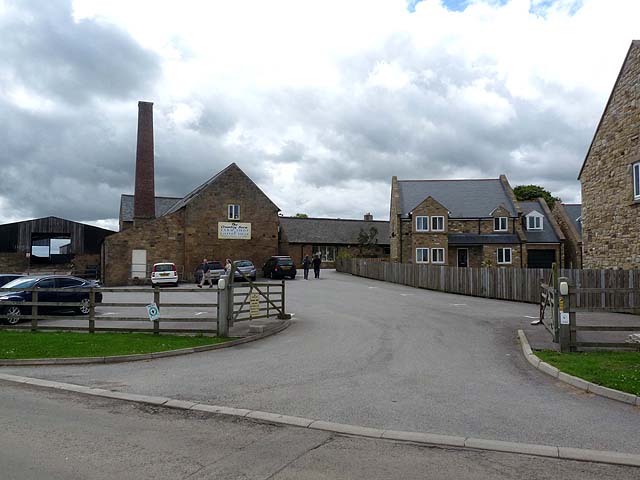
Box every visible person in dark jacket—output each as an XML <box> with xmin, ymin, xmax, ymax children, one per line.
<box><xmin>302</xmin><ymin>255</ymin><xmax>311</xmax><ymax>280</ymax></box>
<box><xmin>198</xmin><ymin>258</ymin><xmax>213</xmax><ymax>288</ymax></box>
<box><xmin>312</xmin><ymin>254</ymin><xmax>322</xmax><ymax>279</ymax></box>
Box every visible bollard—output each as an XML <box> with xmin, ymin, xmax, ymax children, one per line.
<box><xmin>153</xmin><ymin>286</ymin><xmax>160</xmax><ymax>335</ymax></box>
<box><xmin>558</xmin><ymin>276</ymin><xmax>571</xmax><ymax>352</ymax></box>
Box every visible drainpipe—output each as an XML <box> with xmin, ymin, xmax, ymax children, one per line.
<box><xmin>398</xmin><ymin>214</ymin><xmax>403</xmax><ymax>263</ymax></box>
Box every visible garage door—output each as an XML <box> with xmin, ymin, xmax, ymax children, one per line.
<box><xmin>528</xmin><ymin>249</ymin><xmax>556</xmax><ymax>269</ymax></box>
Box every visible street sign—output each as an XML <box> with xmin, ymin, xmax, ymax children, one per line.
<box><xmin>249</xmin><ymin>292</ymin><xmax>260</xmax><ymax>317</ymax></box>
<box><xmin>146</xmin><ymin>303</ymin><xmax>160</xmax><ymax>321</ymax></box>
<box><xmin>560</xmin><ymin>312</ymin><xmax>569</xmax><ymax>325</ymax></box>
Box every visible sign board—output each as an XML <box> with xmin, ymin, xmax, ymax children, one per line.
<box><xmin>218</xmin><ymin>222</ymin><xmax>251</xmax><ymax>240</ymax></box>
<box><xmin>146</xmin><ymin>303</ymin><xmax>160</xmax><ymax>321</ymax></box>
<box><xmin>560</xmin><ymin>312</ymin><xmax>570</xmax><ymax>325</ymax></box>
<box><xmin>249</xmin><ymin>292</ymin><xmax>260</xmax><ymax>317</ymax></box>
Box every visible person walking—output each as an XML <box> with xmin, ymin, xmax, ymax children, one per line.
<box><xmin>198</xmin><ymin>258</ymin><xmax>213</xmax><ymax>288</ymax></box>
<box><xmin>312</xmin><ymin>254</ymin><xmax>322</xmax><ymax>279</ymax></box>
<box><xmin>302</xmin><ymin>255</ymin><xmax>311</xmax><ymax>280</ymax></box>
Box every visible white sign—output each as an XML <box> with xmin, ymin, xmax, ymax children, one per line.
<box><xmin>147</xmin><ymin>303</ymin><xmax>160</xmax><ymax>321</ymax></box>
<box><xmin>250</xmin><ymin>292</ymin><xmax>260</xmax><ymax>317</ymax></box>
<box><xmin>218</xmin><ymin>222</ymin><xmax>252</xmax><ymax>240</ymax></box>
<box><xmin>560</xmin><ymin>312</ymin><xmax>570</xmax><ymax>325</ymax></box>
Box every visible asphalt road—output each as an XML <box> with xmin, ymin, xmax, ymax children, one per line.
<box><xmin>2</xmin><ymin>381</ymin><xmax>637</xmax><ymax>480</ymax></box>
<box><xmin>3</xmin><ymin>271</ymin><xmax>639</xmax><ymax>454</ymax></box>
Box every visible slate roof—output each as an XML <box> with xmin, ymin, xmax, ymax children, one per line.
<box><xmin>448</xmin><ymin>234</ymin><xmax>520</xmax><ymax>245</ymax></box>
<box><xmin>519</xmin><ymin>200</ymin><xmax>560</xmax><ymax>243</ymax></box>
<box><xmin>119</xmin><ymin>195</ymin><xmax>181</xmax><ymax>223</ymax></box>
<box><xmin>279</xmin><ymin>217</ymin><xmax>390</xmax><ymax>245</ymax></box>
<box><xmin>563</xmin><ymin>204</ymin><xmax>582</xmax><ymax>237</ymax></box>
<box><xmin>397</xmin><ymin>179</ymin><xmax>517</xmax><ymax>218</ymax></box>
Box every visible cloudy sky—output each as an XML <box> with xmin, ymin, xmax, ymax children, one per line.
<box><xmin>1</xmin><ymin>0</ymin><xmax>639</xmax><ymax>231</ymax></box>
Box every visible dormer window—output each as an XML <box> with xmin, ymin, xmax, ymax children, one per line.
<box><xmin>526</xmin><ymin>211</ymin><xmax>544</xmax><ymax>230</ymax></box>
<box><xmin>494</xmin><ymin>217</ymin><xmax>508</xmax><ymax>232</ymax></box>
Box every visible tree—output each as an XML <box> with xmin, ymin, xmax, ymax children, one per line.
<box><xmin>513</xmin><ymin>185</ymin><xmax>561</xmax><ymax>209</ymax></box>
<box><xmin>357</xmin><ymin>226</ymin><xmax>378</xmax><ymax>255</ymax></box>
<box><xmin>294</xmin><ymin>213</ymin><xmax>308</xmax><ymax>218</ymax></box>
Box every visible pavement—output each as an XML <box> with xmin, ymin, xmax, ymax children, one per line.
<box><xmin>2</xmin><ymin>380</ymin><xmax>639</xmax><ymax>479</ymax></box>
<box><xmin>2</xmin><ymin>270</ymin><xmax>639</xmax><ymax>455</ymax></box>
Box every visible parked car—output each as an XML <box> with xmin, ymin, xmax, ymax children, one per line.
<box><xmin>151</xmin><ymin>262</ymin><xmax>178</xmax><ymax>287</ymax></box>
<box><xmin>0</xmin><ymin>275</ymin><xmax>103</xmax><ymax>325</ymax></box>
<box><xmin>233</xmin><ymin>260</ymin><xmax>257</xmax><ymax>281</ymax></box>
<box><xmin>194</xmin><ymin>260</ymin><xmax>225</xmax><ymax>284</ymax></box>
<box><xmin>263</xmin><ymin>256</ymin><xmax>296</xmax><ymax>279</ymax></box>
<box><xmin>0</xmin><ymin>274</ymin><xmax>23</xmax><ymax>287</ymax></box>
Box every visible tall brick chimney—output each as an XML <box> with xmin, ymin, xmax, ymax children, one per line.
<box><xmin>364</xmin><ymin>213</ymin><xmax>373</xmax><ymax>221</ymax></box>
<box><xmin>133</xmin><ymin>101</ymin><xmax>155</xmax><ymax>221</ymax></box>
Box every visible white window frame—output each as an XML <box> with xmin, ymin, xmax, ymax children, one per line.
<box><xmin>431</xmin><ymin>216</ymin><xmax>445</xmax><ymax>232</ymax></box>
<box><xmin>494</xmin><ymin>217</ymin><xmax>508</xmax><ymax>232</ymax></box>
<box><xmin>497</xmin><ymin>248</ymin><xmax>512</xmax><ymax>265</ymax></box>
<box><xmin>526</xmin><ymin>212</ymin><xmax>543</xmax><ymax>230</ymax></box>
<box><xmin>228</xmin><ymin>204</ymin><xmax>240</xmax><ymax>220</ymax></box>
<box><xmin>416</xmin><ymin>216</ymin><xmax>429</xmax><ymax>232</ymax></box>
<box><xmin>431</xmin><ymin>248</ymin><xmax>445</xmax><ymax>264</ymax></box>
<box><xmin>634</xmin><ymin>162</ymin><xmax>640</xmax><ymax>200</ymax></box>
<box><xmin>314</xmin><ymin>245</ymin><xmax>336</xmax><ymax>262</ymax></box>
<box><xmin>416</xmin><ymin>248</ymin><xmax>429</xmax><ymax>263</ymax></box>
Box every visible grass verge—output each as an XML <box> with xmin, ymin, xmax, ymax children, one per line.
<box><xmin>0</xmin><ymin>331</ymin><xmax>234</xmax><ymax>359</ymax></box>
<box><xmin>537</xmin><ymin>350</ymin><xmax>640</xmax><ymax>396</ymax></box>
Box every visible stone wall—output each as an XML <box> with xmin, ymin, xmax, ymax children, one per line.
<box><xmin>0</xmin><ymin>253</ymin><xmax>28</xmax><ymax>273</ymax></box>
<box><xmin>482</xmin><ymin>244</ymin><xmax>524</xmax><ymax>268</ymax></box>
<box><xmin>580</xmin><ymin>41</ymin><xmax>640</xmax><ymax>269</ymax></box>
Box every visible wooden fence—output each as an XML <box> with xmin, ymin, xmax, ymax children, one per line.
<box><xmin>336</xmin><ymin>258</ymin><xmax>640</xmax><ymax>311</ymax></box>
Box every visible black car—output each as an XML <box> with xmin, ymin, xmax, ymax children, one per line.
<box><xmin>0</xmin><ymin>275</ymin><xmax>102</xmax><ymax>325</ymax></box>
<box><xmin>0</xmin><ymin>274</ymin><xmax>23</xmax><ymax>287</ymax></box>
<box><xmin>263</xmin><ymin>256</ymin><xmax>296</xmax><ymax>279</ymax></box>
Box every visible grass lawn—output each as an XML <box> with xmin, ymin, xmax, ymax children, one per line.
<box><xmin>537</xmin><ymin>350</ymin><xmax>640</xmax><ymax>396</ymax></box>
<box><xmin>0</xmin><ymin>331</ymin><xmax>234</xmax><ymax>359</ymax></box>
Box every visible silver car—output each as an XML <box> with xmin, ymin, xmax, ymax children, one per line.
<box><xmin>233</xmin><ymin>260</ymin><xmax>257</xmax><ymax>281</ymax></box>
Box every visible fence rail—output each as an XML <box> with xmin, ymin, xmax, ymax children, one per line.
<box><xmin>337</xmin><ymin>259</ymin><xmax>640</xmax><ymax>311</ymax></box>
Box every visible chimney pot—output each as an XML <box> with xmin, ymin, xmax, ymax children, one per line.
<box><xmin>364</xmin><ymin>213</ymin><xmax>373</xmax><ymax>221</ymax></box>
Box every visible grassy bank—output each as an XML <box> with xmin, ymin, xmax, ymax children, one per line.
<box><xmin>537</xmin><ymin>350</ymin><xmax>640</xmax><ymax>396</ymax></box>
<box><xmin>0</xmin><ymin>331</ymin><xmax>233</xmax><ymax>359</ymax></box>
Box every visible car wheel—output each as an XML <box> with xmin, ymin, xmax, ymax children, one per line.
<box><xmin>4</xmin><ymin>306</ymin><xmax>22</xmax><ymax>325</ymax></box>
<box><xmin>76</xmin><ymin>298</ymin><xmax>91</xmax><ymax>315</ymax></box>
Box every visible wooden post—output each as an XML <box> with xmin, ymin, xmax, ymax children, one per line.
<box><xmin>31</xmin><ymin>289</ymin><xmax>38</xmax><ymax>332</ymax></box>
<box><xmin>278</xmin><ymin>279</ymin><xmax>286</xmax><ymax>319</ymax></box>
<box><xmin>266</xmin><ymin>284</ymin><xmax>270</xmax><ymax>318</ymax></box>
<box><xmin>568</xmin><ymin>281</ymin><xmax>577</xmax><ymax>352</ymax></box>
<box><xmin>558</xmin><ymin>276</ymin><xmax>570</xmax><ymax>353</ymax></box>
<box><xmin>89</xmin><ymin>288</ymin><xmax>95</xmax><ymax>334</ymax></box>
<box><xmin>153</xmin><ymin>286</ymin><xmax>160</xmax><ymax>335</ymax></box>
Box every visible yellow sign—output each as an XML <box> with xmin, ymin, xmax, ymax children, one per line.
<box><xmin>559</xmin><ymin>297</ymin><xmax>564</xmax><ymax>312</ymax></box>
<box><xmin>218</xmin><ymin>222</ymin><xmax>252</xmax><ymax>240</ymax></box>
<box><xmin>250</xmin><ymin>292</ymin><xmax>260</xmax><ymax>317</ymax></box>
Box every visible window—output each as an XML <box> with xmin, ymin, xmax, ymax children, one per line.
<box><xmin>634</xmin><ymin>162</ymin><xmax>640</xmax><ymax>200</ymax></box>
<box><xmin>416</xmin><ymin>248</ymin><xmax>429</xmax><ymax>263</ymax></box>
<box><xmin>416</xmin><ymin>216</ymin><xmax>429</xmax><ymax>231</ymax></box>
<box><xmin>494</xmin><ymin>217</ymin><xmax>508</xmax><ymax>231</ymax></box>
<box><xmin>431</xmin><ymin>248</ymin><xmax>445</xmax><ymax>264</ymax></box>
<box><xmin>57</xmin><ymin>278</ymin><xmax>83</xmax><ymax>288</ymax></box>
<box><xmin>228</xmin><ymin>204</ymin><xmax>240</xmax><ymax>220</ymax></box>
<box><xmin>314</xmin><ymin>246</ymin><xmax>336</xmax><ymax>262</ymax></box>
<box><xmin>526</xmin><ymin>214</ymin><xmax>543</xmax><ymax>230</ymax></box>
<box><xmin>431</xmin><ymin>216</ymin><xmax>445</xmax><ymax>232</ymax></box>
<box><xmin>37</xmin><ymin>278</ymin><xmax>56</xmax><ymax>289</ymax></box>
<box><xmin>497</xmin><ymin>248</ymin><xmax>512</xmax><ymax>264</ymax></box>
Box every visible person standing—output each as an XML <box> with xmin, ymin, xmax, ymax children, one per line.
<box><xmin>302</xmin><ymin>255</ymin><xmax>311</xmax><ymax>280</ymax></box>
<box><xmin>198</xmin><ymin>258</ymin><xmax>213</xmax><ymax>288</ymax></box>
<box><xmin>312</xmin><ymin>254</ymin><xmax>322</xmax><ymax>279</ymax></box>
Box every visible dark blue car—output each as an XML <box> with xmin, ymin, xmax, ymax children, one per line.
<box><xmin>0</xmin><ymin>275</ymin><xmax>102</xmax><ymax>325</ymax></box>
<box><xmin>0</xmin><ymin>274</ymin><xmax>23</xmax><ymax>287</ymax></box>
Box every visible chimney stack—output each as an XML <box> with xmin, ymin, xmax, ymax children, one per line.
<box><xmin>133</xmin><ymin>101</ymin><xmax>155</xmax><ymax>221</ymax></box>
<box><xmin>364</xmin><ymin>213</ymin><xmax>373</xmax><ymax>221</ymax></box>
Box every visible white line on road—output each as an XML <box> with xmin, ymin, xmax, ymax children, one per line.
<box><xmin>195</xmin><ymin>312</ymin><xmax>207</xmax><ymax>316</ymax></box>
<box><xmin>450</xmin><ymin>304</ymin><xmax>467</xmax><ymax>306</ymax></box>
<box><xmin>367</xmin><ymin>286</ymin><xmax>378</xmax><ymax>289</ymax></box>
<box><xmin>103</xmin><ymin>312</ymin><xmax>116</xmax><ymax>315</ymax></box>
<box><xmin>524</xmin><ymin>316</ymin><xmax>538</xmax><ymax>319</ymax></box>
<box><xmin>400</xmin><ymin>294</ymin><xmax>414</xmax><ymax>297</ymax></box>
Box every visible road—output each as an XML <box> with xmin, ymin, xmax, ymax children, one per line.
<box><xmin>1</xmin><ymin>381</ymin><xmax>637</xmax><ymax>480</ymax></box>
<box><xmin>2</xmin><ymin>270</ymin><xmax>639</xmax><ymax>454</ymax></box>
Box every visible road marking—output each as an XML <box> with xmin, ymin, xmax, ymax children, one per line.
<box><xmin>450</xmin><ymin>303</ymin><xmax>467</xmax><ymax>306</ymax></box>
<box><xmin>367</xmin><ymin>286</ymin><xmax>378</xmax><ymax>289</ymax></box>
<box><xmin>103</xmin><ymin>312</ymin><xmax>116</xmax><ymax>315</ymax></box>
<box><xmin>400</xmin><ymin>294</ymin><xmax>413</xmax><ymax>297</ymax></box>
<box><xmin>524</xmin><ymin>315</ymin><xmax>538</xmax><ymax>319</ymax></box>
<box><xmin>195</xmin><ymin>312</ymin><xmax>207</xmax><ymax>316</ymax></box>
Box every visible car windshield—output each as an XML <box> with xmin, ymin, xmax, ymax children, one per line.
<box><xmin>155</xmin><ymin>264</ymin><xmax>175</xmax><ymax>272</ymax></box>
<box><xmin>234</xmin><ymin>260</ymin><xmax>253</xmax><ymax>267</ymax></box>
<box><xmin>2</xmin><ymin>278</ymin><xmax>38</xmax><ymax>289</ymax></box>
<box><xmin>209</xmin><ymin>262</ymin><xmax>223</xmax><ymax>269</ymax></box>
<box><xmin>277</xmin><ymin>258</ymin><xmax>294</xmax><ymax>266</ymax></box>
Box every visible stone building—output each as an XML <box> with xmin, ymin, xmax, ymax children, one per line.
<box><xmin>389</xmin><ymin>175</ymin><xmax>564</xmax><ymax>268</ymax></box>
<box><xmin>104</xmin><ymin>102</ymin><xmax>280</xmax><ymax>285</ymax></box>
<box><xmin>579</xmin><ymin>40</ymin><xmax>640</xmax><ymax>269</ymax></box>
<box><xmin>552</xmin><ymin>203</ymin><xmax>582</xmax><ymax>269</ymax></box>
<box><xmin>278</xmin><ymin>215</ymin><xmax>389</xmax><ymax>268</ymax></box>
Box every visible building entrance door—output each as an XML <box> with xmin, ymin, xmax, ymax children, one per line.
<box><xmin>457</xmin><ymin>248</ymin><xmax>468</xmax><ymax>267</ymax></box>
